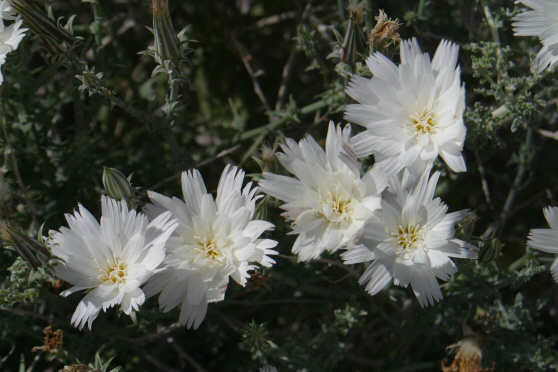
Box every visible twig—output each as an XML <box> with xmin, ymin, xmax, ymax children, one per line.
<box><xmin>0</xmin><ymin>345</ymin><xmax>15</xmax><ymax>369</ymax></box>
<box><xmin>25</xmin><ymin>353</ymin><xmax>41</xmax><ymax>372</ymax></box>
<box><xmin>196</xmin><ymin>144</ymin><xmax>241</xmax><ymax>168</ymax></box>
<box><xmin>255</xmin><ymin>11</ymin><xmax>297</xmax><ymax>29</ymax></box>
<box><xmin>0</xmin><ymin>117</ymin><xmax>38</xmax><ymax>229</ymax></box>
<box><xmin>128</xmin><ymin>322</ymin><xmax>183</xmax><ymax>344</ymax></box>
<box><xmin>496</xmin><ymin>127</ymin><xmax>533</xmax><ymax>235</ymax></box>
<box><xmin>344</xmin><ymin>353</ymin><xmax>383</xmax><ymax>367</ymax></box>
<box><xmin>275</xmin><ymin>47</ymin><xmax>297</xmax><ymax>112</ymax></box>
<box><xmin>231</xmin><ymin>35</ymin><xmax>271</xmax><ymax>112</ymax></box>
<box><xmin>0</xmin><ymin>304</ymin><xmax>54</xmax><ymax>323</ymax></box>
<box><xmin>474</xmin><ymin>150</ymin><xmax>495</xmax><ymax>213</ymax></box>
<box><xmin>274</xmin><ymin>1</ymin><xmax>313</xmax><ymax>112</ymax></box>
<box><xmin>149</xmin><ymin>144</ymin><xmax>242</xmax><ymax>191</ymax></box>
<box><xmin>537</xmin><ymin>128</ymin><xmax>558</xmax><ymax>141</ymax></box>
<box><xmin>313</xmin><ymin>257</ymin><xmax>362</xmax><ymax>280</ymax></box>
<box><xmin>142</xmin><ymin>350</ymin><xmax>182</xmax><ymax>372</ymax></box>
<box><xmin>225</xmin><ymin>299</ymin><xmax>326</xmax><ymax>305</ymax></box>
<box><xmin>167</xmin><ymin>337</ymin><xmax>207</xmax><ymax>372</ymax></box>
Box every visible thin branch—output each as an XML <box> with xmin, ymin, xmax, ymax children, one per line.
<box><xmin>167</xmin><ymin>337</ymin><xmax>207</xmax><ymax>372</ymax></box>
<box><xmin>496</xmin><ymin>127</ymin><xmax>533</xmax><ymax>235</ymax></box>
<box><xmin>474</xmin><ymin>150</ymin><xmax>495</xmax><ymax>213</ymax></box>
<box><xmin>149</xmin><ymin>144</ymin><xmax>241</xmax><ymax>191</ymax></box>
<box><xmin>25</xmin><ymin>353</ymin><xmax>41</xmax><ymax>372</ymax></box>
<box><xmin>275</xmin><ymin>47</ymin><xmax>297</xmax><ymax>112</ymax></box>
<box><xmin>0</xmin><ymin>345</ymin><xmax>15</xmax><ymax>369</ymax></box>
<box><xmin>274</xmin><ymin>1</ymin><xmax>313</xmax><ymax>111</ymax></box>
<box><xmin>231</xmin><ymin>35</ymin><xmax>272</xmax><ymax>112</ymax></box>
<box><xmin>128</xmin><ymin>322</ymin><xmax>183</xmax><ymax>344</ymax></box>
<box><xmin>142</xmin><ymin>350</ymin><xmax>182</xmax><ymax>372</ymax></box>
<box><xmin>0</xmin><ymin>117</ymin><xmax>38</xmax><ymax>228</ymax></box>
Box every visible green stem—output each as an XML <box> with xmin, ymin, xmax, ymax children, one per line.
<box><xmin>90</xmin><ymin>0</ymin><xmax>104</xmax><ymax>65</ymax></box>
<box><xmin>481</xmin><ymin>0</ymin><xmax>500</xmax><ymax>46</ymax></box>
<box><xmin>164</xmin><ymin>70</ymin><xmax>186</xmax><ymax>166</ymax></box>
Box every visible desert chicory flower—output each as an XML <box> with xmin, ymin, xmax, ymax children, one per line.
<box><xmin>259</xmin><ymin>122</ymin><xmax>388</xmax><ymax>262</ymax></box>
<box><xmin>49</xmin><ymin>195</ymin><xmax>177</xmax><ymax>330</ymax></box>
<box><xmin>0</xmin><ymin>15</ymin><xmax>26</xmax><ymax>85</ymax></box>
<box><xmin>0</xmin><ymin>0</ymin><xmax>15</xmax><ymax>20</ymax></box>
<box><xmin>143</xmin><ymin>165</ymin><xmax>277</xmax><ymax>329</ymax></box>
<box><xmin>513</xmin><ymin>0</ymin><xmax>558</xmax><ymax>72</ymax></box>
<box><xmin>345</xmin><ymin>38</ymin><xmax>467</xmax><ymax>177</ymax></box>
<box><xmin>527</xmin><ymin>206</ymin><xmax>558</xmax><ymax>281</ymax></box>
<box><xmin>341</xmin><ymin>170</ymin><xmax>476</xmax><ymax>307</ymax></box>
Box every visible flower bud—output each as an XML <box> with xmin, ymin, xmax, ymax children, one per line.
<box><xmin>152</xmin><ymin>0</ymin><xmax>181</xmax><ymax>67</ymax></box>
<box><xmin>478</xmin><ymin>237</ymin><xmax>502</xmax><ymax>265</ymax></box>
<box><xmin>7</xmin><ymin>0</ymin><xmax>75</xmax><ymax>58</ymax></box>
<box><xmin>102</xmin><ymin>167</ymin><xmax>134</xmax><ymax>207</ymax></box>
<box><xmin>76</xmin><ymin>65</ymin><xmax>104</xmax><ymax>95</ymax></box>
<box><xmin>0</xmin><ymin>220</ymin><xmax>50</xmax><ymax>270</ymax></box>
<box><xmin>456</xmin><ymin>211</ymin><xmax>479</xmax><ymax>243</ymax></box>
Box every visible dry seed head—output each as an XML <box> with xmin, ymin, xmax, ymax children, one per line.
<box><xmin>152</xmin><ymin>0</ymin><xmax>169</xmax><ymax>14</ymax></box>
<box><xmin>441</xmin><ymin>324</ymin><xmax>495</xmax><ymax>372</ymax></box>
<box><xmin>347</xmin><ymin>0</ymin><xmax>365</xmax><ymax>24</ymax></box>
<box><xmin>369</xmin><ymin>10</ymin><xmax>402</xmax><ymax>49</ymax></box>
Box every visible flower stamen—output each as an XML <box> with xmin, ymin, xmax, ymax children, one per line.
<box><xmin>392</xmin><ymin>224</ymin><xmax>422</xmax><ymax>250</ymax></box>
<box><xmin>410</xmin><ymin>109</ymin><xmax>437</xmax><ymax>134</ymax></box>
<box><xmin>195</xmin><ymin>237</ymin><xmax>222</xmax><ymax>260</ymax></box>
<box><xmin>99</xmin><ymin>261</ymin><xmax>128</xmax><ymax>284</ymax></box>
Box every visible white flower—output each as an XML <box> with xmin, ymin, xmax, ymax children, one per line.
<box><xmin>143</xmin><ymin>165</ymin><xmax>278</xmax><ymax>329</ymax></box>
<box><xmin>341</xmin><ymin>170</ymin><xmax>476</xmax><ymax>307</ymax></box>
<box><xmin>259</xmin><ymin>122</ymin><xmax>388</xmax><ymax>262</ymax></box>
<box><xmin>513</xmin><ymin>0</ymin><xmax>558</xmax><ymax>72</ymax></box>
<box><xmin>0</xmin><ymin>0</ymin><xmax>15</xmax><ymax>20</ymax></box>
<box><xmin>527</xmin><ymin>206</ymin><xmax>558</xmax><ymax>281</ymax></box>
<box><xmin>0</xmin><ymin>16</ymin><xmax>26</xmax><ymax>85</ymax></box>
<box><xmin>345</xmin><ymin>38</ymin><xmax>467</xmax><ymax>177</ymax></box>
<box><xmin>0</xmin><ymin>16</ymin><xmax>26</xmax><ymax>51</ymax></box>
<box><xmin>0</xmin><ymin>52</ymin><xmax>6</xmax><ymax>85</ymax></box>
<box><xmin>49</xmin><ymin>195</ymin><xmax>177</xmax><ymax>330</ymax></box>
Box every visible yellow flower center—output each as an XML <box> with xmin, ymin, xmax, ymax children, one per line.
<box><xmin>315</xmin><ymin>185</ymin><xmax>353</xmax><ymax>222</ymax></box>
<box><xmin>100</xmin><ymin>261</ymin><xmax>128</xmax><ymax>284</ymax></box>
<box><xmin>196</xmin><ymin>237</ymin><xmax>221</xmax><ymax>260</ymax></box>
<box><xmin>410</xmin><ymin>109</ymin><xmax>437</xmax><ymax>134</ymax></box>
<box><xmin>392</xmin><ymin>224</ymin><xmax>422</xmax><ymax>250</ymax></box>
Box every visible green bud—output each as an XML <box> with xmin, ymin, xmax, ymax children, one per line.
<box><xmin>76</xmin><ymin>65</ymin><xmax>104</xmax><ymax>95</ymax></box>
<box><xmin>102</xmin><ymin>167</ymin><xmax>134</xmax><ymax>207</ymax></box>
<box><xmin>152</xmin><ymin>0</ymin><xmax>181</xmax><ymax>67</ymax></box>
<box><xmin>456</xmin><ymin>211</ymin><xmax>479</xmax><ymax>243</ymax></box>
<box><xmin>8</xmin><ymin>0</ymin><xmax>75</xmax><ymax>59</ymax></box>
<box><xmin>0</xmin><ymin>220</ymin><xmax>50</xmax><ymax>270</ymax></box>
<box><xmin>478</xmin><ymin>237</ymin><xmax>503</xmax><ymax>264</ymax></box>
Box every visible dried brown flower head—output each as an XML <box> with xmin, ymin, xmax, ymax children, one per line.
<box><xmin>246</xmin><ymin>270</ymin><xmax>272</xmax><ymax>292</ymax></box>
<box><xmin>441</xmin><ymin>324</ymin><xmax>495</xmax><ymax>372</ymax></box>
<box><xmin>369</xmin><ymin>10</ymin><xmax>402</xmax><ymax>50</ymax></box>
<box><xmin>31</xmin><ymin>326</ymin><xmax>63</xmax><ymax>353</ymax></box>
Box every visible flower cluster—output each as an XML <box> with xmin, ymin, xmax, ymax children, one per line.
<box><xmin>259</xmin><ymin>122</ymin><xmax>387</xmax><ymax>261</ymax></box>
<box><xmin>44</xmin><ymin>5</ymin><xmax>558</xmax><ymax>333</ymax></box>
<box><xmin>258</xmin><ymin>39</ymin><xmax>477</xmax><ymax>307</ymax></box>
<box><xmin>49</xmin><ymin>167</ymin><xmax>277</xmax><ymax>330</ymax></box>
<box><xmin>0</xmin><ymin>0</ymin><xmax>26</xmax><ymax>85</ymax></box>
